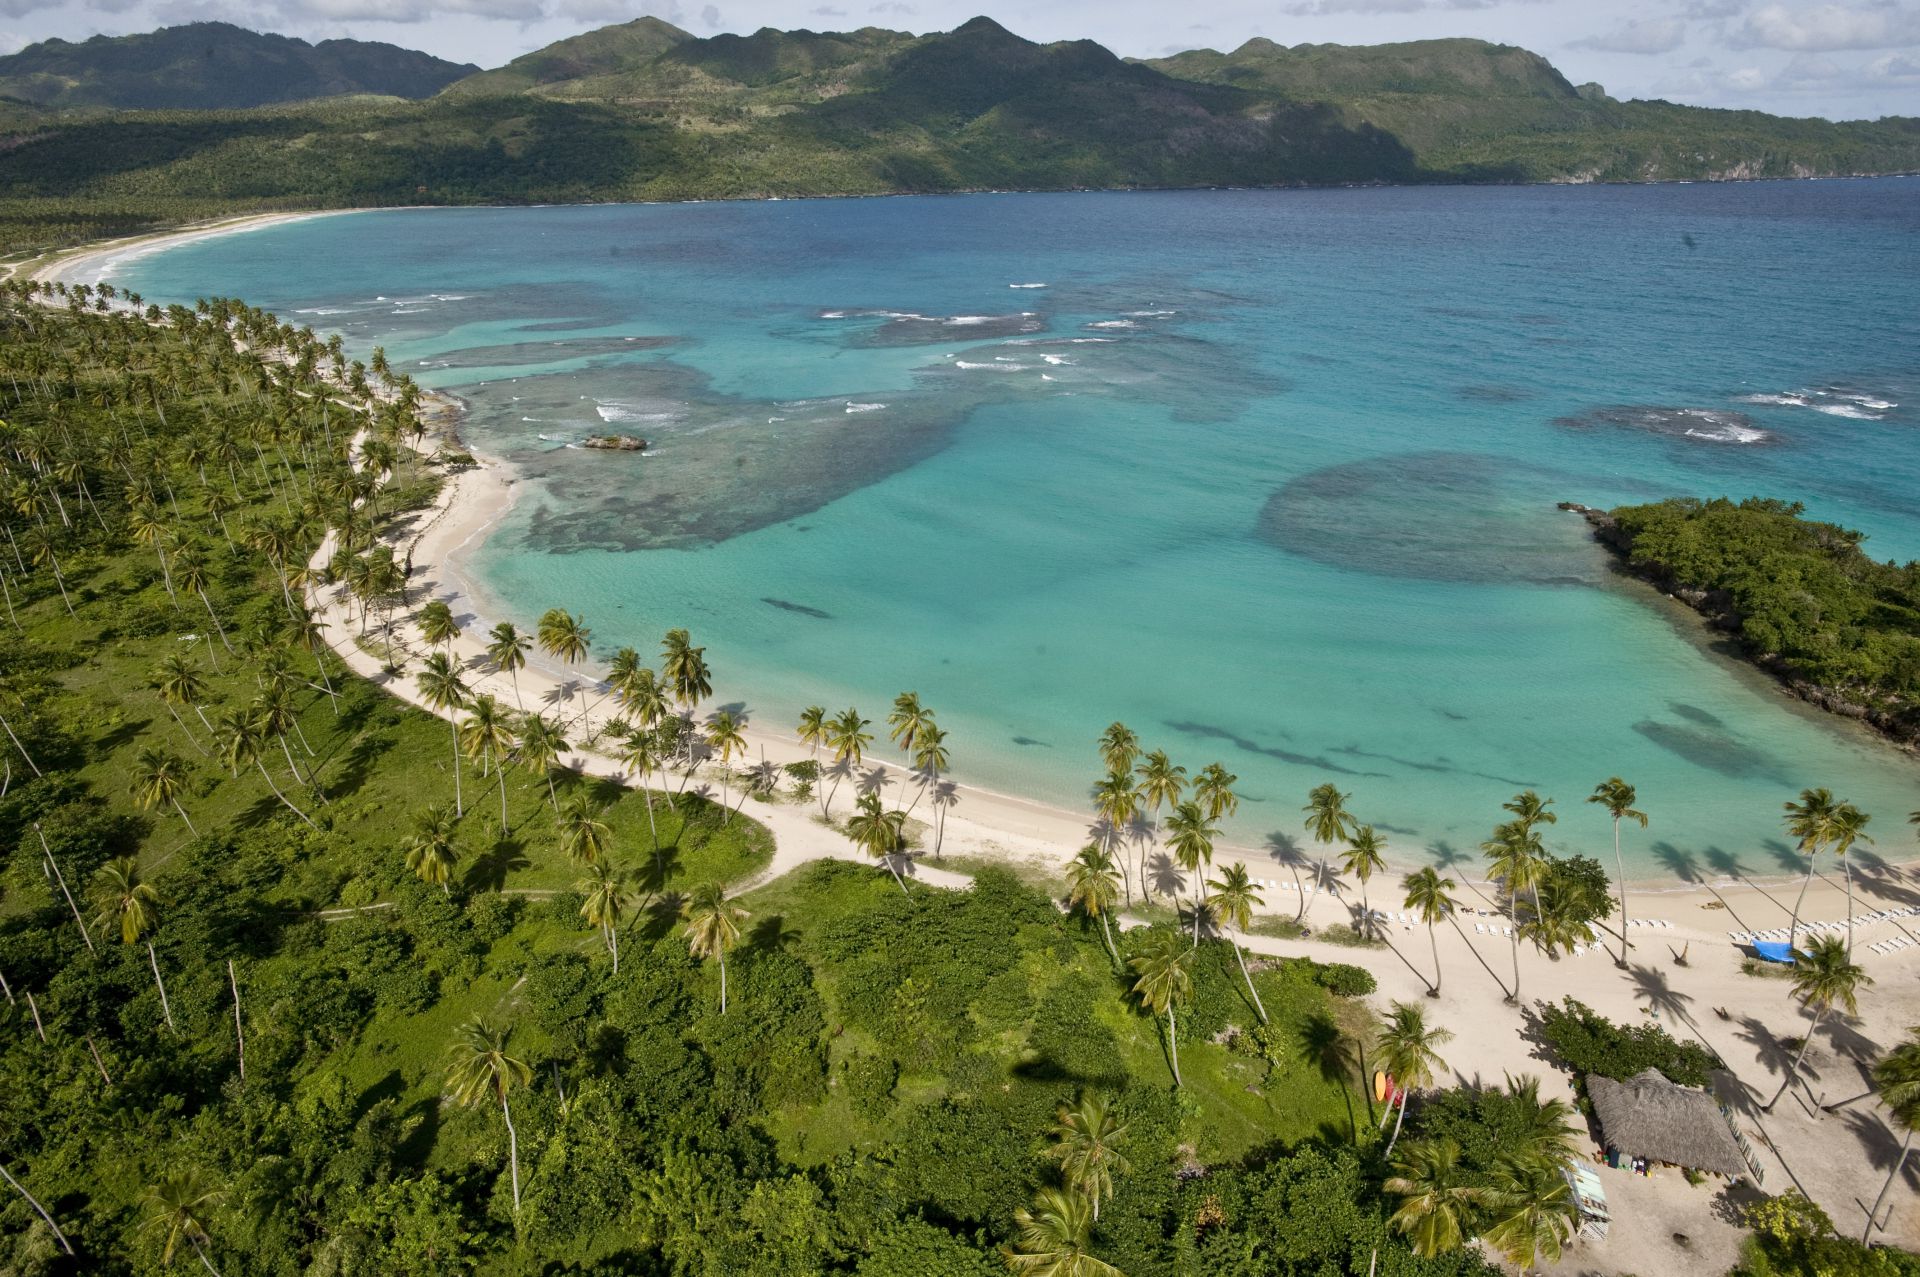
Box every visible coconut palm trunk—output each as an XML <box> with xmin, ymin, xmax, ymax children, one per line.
<box><xmin>1864</xmin><ymin>1128</ymin><xmax>1914</xmax><ymax>1244</ymax></box>
<box><xmin>170</xmin><ymin>795</ymin><xmax>198</xmax><ymax>838</ymax></box>
<box><xmin>147</xmin><ymin>940</ymin><xmax>175</xmax><ymax>1030</ymax></box>
<box><xmin>1507</xmin><ymin>897</ymin><xmax>1522</xmax><ymax>1004</ymax></box>
<box><xmin>1611</xmin><ymin>813</ymin><xmax>1631</xmax><ymax>965</ymax></box>
<box><xmin>255</xmin><ymin>757</ymin><xmax>316</xmax><ymax>828</ymax></box>
<box><xmin>0</xmin><ymin>1163</ymin><xmax>75</xmax><ymax>1257</ymax></box>
<box><xmin>719</xmin><ymin>950</ymin><xmax>729</xmax><ymax>1015</ymax></box>
<box><xmin>1231</xmin><ymin>933</ymin><xmax>1268</xmax><ymax>1024</ymax></box>
<box><xmin>1767</xmin><ymin>1006</ymin><xmax>1830</xmax><ymax>1111</ymax></box>
<box><xmin>502</xmin><ymin>1096</ymin><xmax>521</xmax><ymax>1212</ymax></box>
<box><xmin>1787</xmin><ymin>860</ymin><xmax>1816</xmax><ymax>953</ymax></box>
<box><xmin>1165</xmin><ymin>1006</ymin><xmax>1182</xmax><ymax>1087</ymax></box>
<box><xmin>1428</xmin><ymin>920</ymin><xmax>1443</xmax><ymax>996</ymax></box>
<box><xmin>1384</xmin><ymin>1088</ymin><xmax>1412</xmax><ymax>1155</ymax></box>
<box><xmin>449</xmin><ymin>718</ymin><xmax>463</xmax><ymax>817</ymax></box>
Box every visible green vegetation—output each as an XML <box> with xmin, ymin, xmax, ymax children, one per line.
<box><xmin>0</xmin><ymin>21</ymin><xmax>476</xmax><ymax>110</ymax></box>
<box><xmin>1604</xmin><ymin>497</ymin><xmax>1920</xmax><ymax>743</ymax></box>
<box><xmin>3</xmin><ymin>17</ymin><xmax>1917</xmax><ymax>258</ymax></box>
<box><xmin>1733</xmin><ymin>1192</ymin><xmax>1920</xmax><ymax>1276</ymax></box>
<box><xmin>1535</xmin><ymin>997</ymin><xmax>1721</xmax><ymax>1089</ymax></box>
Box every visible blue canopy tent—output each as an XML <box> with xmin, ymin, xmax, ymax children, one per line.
<box><xmin>1752</xmin><ymin>940</ymin><xmax>1797</xmax><ymax>964</ymax></box>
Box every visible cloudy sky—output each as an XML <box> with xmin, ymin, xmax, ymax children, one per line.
<box><xmin>3</xmin><ymin>0</ymin><xmax>1918</xmax><ymax>120</ymax></box>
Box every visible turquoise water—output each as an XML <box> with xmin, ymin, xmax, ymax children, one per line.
<box><xmin>114</xmin><ymin>183</ymin><xmax>1920</xmax><ymax>878</ymax></box>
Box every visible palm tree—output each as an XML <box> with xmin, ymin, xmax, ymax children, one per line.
<box><xmin>459</xmin><ymin>694</ymin><xmax>517</xmax><ymax>834</ymax></box>
<box><xmin>418</xmin><ymin>598</ymin><xmax>459</xmax><ymax>653</ymax></box>
<box><xmin>214</xmin><ymin>708</ymin><xmax>315</xmax><ymax>829</ymax></box>
<box><xmin>1093</xmin><ymin>770</ymin><xmax>1142</xmax><ymax>905</ymax></box>
<box><xmin>616</xmin><ymin>661</ymin><xmax>669</xmax><ymax>734</ymax></box>
<box><xmin>1134</xmin><ymin>751</ymin><xmax>1186</xmax><ymax>904</ymax></box>
<box><xmin>822</xmin><ymin>707</ymin><xmax>872</xmax><ymax>817</ymax></box>
<box><xmin>1481</xmin><ymin>819</ymin><xmax>1545</xmax><ymax>1003</ymax></box>
<box><xmin>1863</xmin><ymin>1027</ymin><xmax>1920</xmax><ymax>1244</ymax></box>
<box><xmin>1066</xmin><ymin>844</ymin><xmax>1122</xmax><ymax>963</ymax></box>
<box><xmin>1341</xmin><ymin>824</ymin><xmax>1387</xmax><ymax>939</ymax></box>
<box><xmin>797</xmin><ymin>705</ymin><xmax>827</xmax><ymax>760</ymax></box>
<box><xmin>557</xmin><ymin>796</ymin><xmax>613</xmax><ymax>868</ymax></box>
<box><xmin>1502</xmin><ymin>790</ymin><xmax>1557</xmax><ymax>833</ymax></box>
<box><xmin>1766</xmin><ymin>934</ymin><xmax>1870</xmax><ymax>1111</ymax></box>
<box><xmin>682</xmin><ymin>882</ymin><xmax>747</xmax><ymax>1013</ymax></box>
<box><xmin>140</xmin><ymin>1168</ymin><xmax>226</xmax><ymax>1274</ymax></box>
<box><xmin>1403</xmin><ymin>867</ymin><xmax>1458</xmax><ymax>997</ymax></box>
<box><xmin>887</xmin><ymin>691</ymin><xmax>934</xmax><ymax>761</ymax></box>
<box><xmin>151</xmin><ymin>653</ymin><xmax>212</xmax><ymax>753</ymax></box>
<box><xmin>415</xmin><ymin>651</ymin><xmax>470</xmax><ymax>817</ymax></box>
<box><xmin>1205</xmin><ymin>863</ymin><xmax>1267</xmax><ymax>1024</ymax></box>
<box><xmin>579</xmin><ymin>860</ymin><xmax>636</xmax><ymax>973</ymax></box>
<box><xmin>846</xmin><ymin>792</ymin><xmax>910</xmax><ymax>892</ymax></box>
<box><xmin>1385</xmin><ymin>1138</ymin><xmax>1485</xmax><ymax>1259</ymax></box>
<box><xmin>1783</xmin><ymin>787</ymin><xmax>1839</xmax><ymax>952</ymax></box>
<box><xmin>705</xmin><ymin>709</ymin><xmax>747</xmax><ymax>820</ymax></box>
<box><xmin>130</xmin><ymin>747</ymin><xmax>198</xmax><ymax>838</ymax></box>
<box><xmin>1193</xmin><ymin>762</ymin><xmax>1238</xmax><ymax>824</ymax></box>
<box><xmin>1500</xmin><ymin>1074</ymin><xmax>1580</xmax><ymax>1174</ymax></box>
<box><xmin>1481</xmin><ymin>1155</ymin><xmax>1576</xmax><ymax>1271</ymax></box>
<box><xmin>516</xmin><ymin>712</ymin><xmax>571</xmax><ymax>813</ymax></box>
<box><xmin>444</xmin><ymin>1017</ymin><xmax>532</xmax><ymax>1214</ymax></box>
<box><xmin>171</xmin><ymin>544</ymin><xmax>233</xmax><ymax>655</ymax></box>
<box><xmin>1520</xmin><ymin>876</ymin><xmax>1598</xmax><ymax>958</ymax></box>
<box><xmin>486</xmin><ymin>622</ymin><xmax>530</xmax><ymax>710</ymax></box>
<box><xmin>659</xmin><ymin>627</ymin><xmax>711</xmax><ymax>715</ymax></box>
<box><xmin>403</xmin><ymin>804</ymin><xmax>460</xmax><ymax>893</ymax></box>
<box><xmin>536</xmin><ymin>607</ymin><xmax>592</xmax><ymax>723</ymax></box>
<box><xmin>1586</xmin><ymin>778</ymin><xmax>1646</xmax><ymax>966</ymax></box>
<box><xmin>1376</xmin><ymin>1000</ymin><xmax>1453</xmax><ymax>1154</ymax></box>
<box><xmin>615</xmin><ymin>730</ymin><xmax>663</xmax><ymax>856</ymax></box>
<box><xmin>1301</xmin><ymin>783</ymin><xmax>1355</xmax><ymax>922</ymax></box>
<box><xmin>1096</xmin><ymin>722</ymin><xmax>1140</xmax><ymax>779</ymax></box>
<box><xmin>1828</xmin><ymin>802</ymin><xmax>1873</xmax><ymax>957</ymax></box>
<box><xmin>910</xmin><ymin>724</ymin><xmax>950</xmax><ymax>849</ymax></box>
<box><xmin>1048</xmin><ymin>1092</ymin><xmax>1131</xmax><ymax>1221</ymax></box>
<box><xmin>1003</xmin><ymin>1187</ymin><xmax>1124</xmax><ymax>1277</ymax></box>
<box><xmin>92</xmin><ymin>856</ymin><xmax>174</xmax><ymax>1030</ymax></box>
<box><xmin>1128</xmin><ymin>930</ymin><xmax>1193</xmax><ymax>1088</ymax></box>
<box><xmin>1163</xmin><ymin>800</ymin><xmax>1217</xmax><ymax>940</ymax></box>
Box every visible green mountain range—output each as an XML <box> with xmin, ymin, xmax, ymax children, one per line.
<box><xmin>1</xmin><ymin>17</ymin><xmax>1915</xmax><ymax>257</ymax></box>
<box><xmin>0</xmin><ymin>22</ymin><xmax>476</xmax><ymax>111</ymax></box>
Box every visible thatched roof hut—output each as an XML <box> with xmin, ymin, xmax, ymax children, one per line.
<box><xmin>1586</xmin><ymin>1068</ymin><xmax>1746</xmax><ymax>1177</ymax></box>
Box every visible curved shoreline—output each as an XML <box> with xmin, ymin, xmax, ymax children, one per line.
<box><xmin>36</xmin><ymin>212</ymin><xmax>1920</xmax><ymax>900</ymax></box>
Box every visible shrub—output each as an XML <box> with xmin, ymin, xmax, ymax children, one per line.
<box><xmin>841</xmin><ymin>1054</ymin><xmax>898</xmax><ymax>1119</ymax></box>
<box><xmin>1313</xmin><ymin>962</ymin><xmax>1377</xmax><ymax>997</ymax></box>
<box><xmin>1537</xmin><ymin>996</ymin><xmax>1720</xmax><ymax>1088</ymax></box>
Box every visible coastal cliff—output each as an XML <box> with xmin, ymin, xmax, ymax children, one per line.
<box><xmin>1563</xmin><ymin>500</ymin><xmax>1920</xmax><ymax>752</ymax></box>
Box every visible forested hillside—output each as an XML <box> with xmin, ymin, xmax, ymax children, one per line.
<box><xmin>0</xmin><ymin>18</ymin><xmax>1915</xmax><ymax>258</ymax></box>
<box><xmin>0</xmin><ymin>22</ymin><xmax>475</xmax><ymax>111</ymax></box>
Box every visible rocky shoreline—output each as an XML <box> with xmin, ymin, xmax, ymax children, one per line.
<box><xmin>1561</xmin><ymin>501</ymin><xmax>1920</xmax><ymax>753</ymax></box>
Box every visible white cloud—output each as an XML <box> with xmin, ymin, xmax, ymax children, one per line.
<box><xmin>276</xmin><ymin>0</ymin><xmax>547</xmax><ymax>21</ymax></box>
<box><xmin>551</xmin><ymin>0</ymin><xmax>682</xmax><ymax>21</ymax></box>
<box><xmin>1572</xmin><ymin>16</ymin><xmax>1686</xmax><ymax>52</ymax></box>
<box><xmin>698</xmin><ymin>1</ymin><xmax>718</xmax><ymax>25</ymax></box>
<box><xmin>1733</xmin><ymin>3</ymin><xmax>1920</xmax><ymax>51</ymax></box>
<box><xmin>1864</xmin><ymin>48</ymin><xmax>1920</xmax><ymax>76</ymax></box>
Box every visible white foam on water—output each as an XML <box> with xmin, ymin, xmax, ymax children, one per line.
<box><xmin>1813</xmin><ymin>403</ymin><xmax>1882</xmax><ymax>420</ymax></box>
<box><xmin>1683</xmin><ymin>423</ymin><xmax>1770</xmax><ymax>444</ymax></box>
<box><xmin>1124</xmin><ymin>309</ymin><xmax>1177</xmax><ymax>317</ymax></box>
<box><xmin>946</xmin><ymin>316</ymin><xmax>996</xmax><ymax>326</ymax></box>
<box><xmin>955</xmin><ymin>361</ymin><xmax>1030</xmax><ymax>371</ymax></box>
<box><xmin>1087</xmin><ymin>320</ymin><xmax>1138</xmax><ymax>330</ymax></box>
<box><xmin>845</xmin><ymin>402</ymin><xmax>886</xmax><ymax>413</ymax></box>
<box><xmin>819</xmin><ymin>310</ymin><xmax>849</xmax><ymax>320</ymax></box>
<box><xmin>391</xmin><ymin>308</ymin><xmax>429</xmax><ymax>315</ymax></box>
<box><xmin>1040</xmin><ymin>354</ymin><xmax>1071</xmax><ymax>366</ymax></box>
<box><xmin>1009</xmin><ymin>283</ymin><xmax>1048</xmax><ymax>289</ymax></box>
<box><xmin>1735</xmin><ymin>393</ymin><xmax>1810</xmax><ymax>406</ymax></box>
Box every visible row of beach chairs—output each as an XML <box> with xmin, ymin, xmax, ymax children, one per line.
<box><xmin>1869</xmin><ymin>936</ymin><xmax>1915</xmax><ymax>956</ymax></box>
<box><xmin>1731</xmin><ymin>905</ymin><xmax>1920</xmax><ymax>946</ymax></box>
<box><xmin>1625</xmin><ymin>918</ymin><xmax>1674</xmax><ymax>929</ymax></box>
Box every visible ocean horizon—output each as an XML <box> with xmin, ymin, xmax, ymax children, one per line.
<box><xmin>103</xmin><ymin>180</ymin><xmax>1920</xmax><ymax>881</ymax></box>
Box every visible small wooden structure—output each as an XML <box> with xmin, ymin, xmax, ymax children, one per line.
<box><xmin>1586</xmin><ymin>1068</ymin><xmax>1747</xmax><ymax>1179</ymax></box>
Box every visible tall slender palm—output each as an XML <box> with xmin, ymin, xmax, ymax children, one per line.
<box><xmin>1193</xmin><ymin>762</ymin><xmax>1238</xmax><ymax>824</ymax></box>
<box><xmin>705</xmin><ymin>709</ymin><xmax>747</xmax><ymax>820</ymax></box>
<box><xmin>846</xmin><ymin>792</ymin><xmax>910</xmax><ymax>892</ymax></box>
<box><xmin>1385</xmin><ymin>1138</ymin><xmax>1485</xmax><ymax>1259</ymax></box>
<box><xmin>1093</xmin><ymin>770</ymin><xmax>1142</xmax><ymax>905</ymax></box>
<box><xmin>403</xmin><ymin>804</ymin><xmax>460</xmax><ymax>893</ymax></box>
<box><xmin>1482</xmin><ymin>820</ymin><xmax>1545</xmax><ymax>1003</ymax></box>
<box><xmin>887</xmin><ymin>691</ymin><xmax>934</xmax><ymax>763</ymax></box>
<box><xmin>1205</xmin><ymin>863</ymin><xmax>1268</xmax><ymax>1024</ymax></box>
<box><xmin>536</xmin><ymin>607</ymin><xmax>592</xmax><ymax>724</ymax></box>
<box><xmin>579</xmin><ymin>860</ymin><xmax>636</xmax><ymax>973</ymax></box>
<box><xmin>1586</xmin><ymin>778</ymin><xmax>1646</xmax><ymax>967</ymax></box>
<box><xmin>1403</xmin><ymin>867</ymin><xmax>1458</xmax><ymax>997</ymax></box>
<box><xmin>1002</xmin><ymin>1187</ymin><xmax>1123</xmax><ymax>1277</ymax></box>
<box><xmin>682</xmin><ymin>882</ymin><xmax>747</xmax><ymax>1013</ymax></box>
<box><xmin>1341</xmin><ymin>824</ymin><xmax>1387</xmax><ymax>939</ymax></box>
<box><xmin>617</xmin><ymin>662</ymin><xmax>669</xmax><ymax>734</ymax></box>
<box><xmin>797</xmin><ymin>705</ymin><xmax>827</xmax><ymax>760</ymax></box>
<box><xmin>615</xmin><ymin>731</ymin><xmax>662</xmax><ymax>857</ymax></box>
<box><xmin>909</xmin><ymin>724</ymin><xmax>949</xmax><ymax>849</ymax></box>
<box><xmin>1048</xmin><ymin>1092</ymin><xmax>1132</xmax><ymax>1221</ymax></box>
<box><xmin>1134</xmin><ymin>751</ymin><xmax>1187</xmax><ymax>904</ymax></box>
<box><xmin>659</xmin><ymin>627</ymin><xmax>711</xmax><ymax>716</ymax></box>
<box><xmin>1502</xmin><ymin>790</ymin><xmax>1557</xmax><ymax>834</ymax></box>
<box><xmin>822</xmin><ymin>707</ymin><xmax>872</xmax><ymax>817</ymax></box>
<box><xmin>486</xmin><ymin>622</ymin><xmax>530</xmax><ymax>710</ymax></box>
<box><xmin>1163</xmin><ymin>800</ymin><xmax>1218</xmax><ymax>940</ymax></box>
<box><xmin>1863</xmin><ymin>1028</ymin><xmax>1920</xmax><ymax>1244</ymax></box>
<box><xmin>1481</xmin><ymin>1155</ymin><xmax>1576</xmax><ymax>1272</ymax></box>
<box><xmin>415</xmin><ymin>651</ymin><xmax>470</xmax><ymax>817</ymax></box>
<box><xmin>557</xmin><ymin>796</ymin><xmax>613</xmax><ymax>868</ymax></box>
<box><xmin>1828</xmin><ymin>802</ymin><xmax>1873</xmax><ymax>957</ymax></box>
<box><xmin>92</xmin><ymin>856</ymin><xmax>174</xmax><ymax>1030</ymax></box>
<box><xmin>1376</xmin><ymin>1001</ymin><xmax>1453</xmax><ymax>1154</ymax></box>
<box><xmin>1765</xmin><ymin>934</ymin><xmax>1870</xmax><ymax>1111</ymax></box>
<box><xmin>516</xmin><ymin>712</ymin><xmax>571</xmax><ymax>814</ymax></box>
<box><xmin>1782</xmin><ymin>787</ymin><xmax>1839</xmax><ymax>952</ymax></box>
<box><xmin>1301</xmin><ymin>783</ymin><xmax>1355</xmax><ymax>923</ymax></box>
<box><xmin>140</xmin><ymin>1169</ymin><xmax>226</xmax><ymax>1275</ymax></box>
<box><xmin>444</xmin><ymin>1018</ymin><xmax>532</xmax><ymax>1214</ymax></box>
<box><xmin>1128</xmin><ymin>930</ymin><xmax>1193</xmax><ymax>1088</ymax></box>
<box><xmin>1066</xmin><ymin>844</ymin><xmax>1122</xmax><ymax>964</ymax></box>
<box><xmin>417</xmin><ymin>598</ymin><xmax>459</xmax><ymax>653</ymax></box>
<box><xmin>130</xmin><ymin>747</ymin><xmax>198</xmax><ymax>837</ymax></box>
<box><xmin>1097</xmin><ymin>722</ymin><xmax>1140</xmax><ymax>779</ymax></box>
<box><xmin>214</xmin><ymin>708</ymin><xmax>315</xmax><ymax>829</ymax></box>
<box><xmin>151</xmin><ymin>653</ymin><xmax>212</xmax><ymax>753</ymax></box>
<box><xmin>458</xmin><ymin>694</ymin><xmax>517</xmax><ymax>834</ymax></box>
<box><xmin>171</xmin><ymin>544</ymin><xmax>233</xmax><ymax>654</ymax></box>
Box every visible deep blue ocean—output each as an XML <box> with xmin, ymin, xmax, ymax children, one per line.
<box><xmin>111</xmin><ymin>181</ymin><xmax>1920</xmax><ymax>879</ymax></box>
